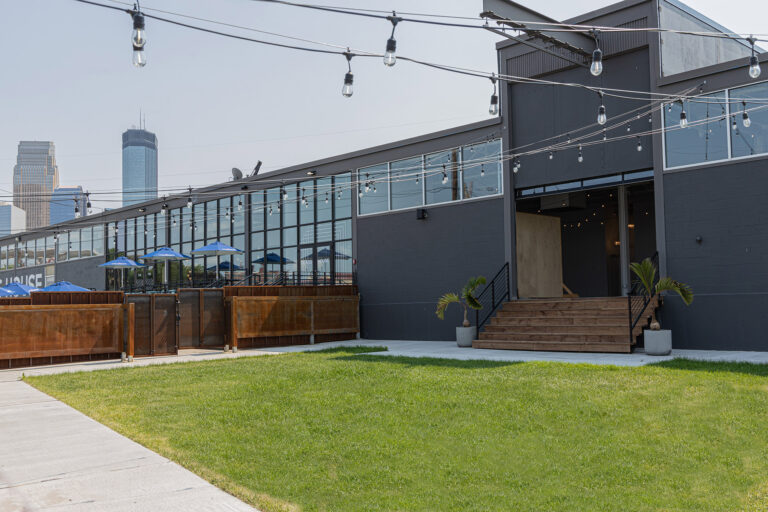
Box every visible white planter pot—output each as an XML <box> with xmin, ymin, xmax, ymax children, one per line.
<box><xmin>456</xmin><ymin>326</ymin><xmax>477</xmax><ymax>348</ymax></box>
<box><xmin>644</xmin><ymin>329</ymin><xmax>672</xmax><ymax>356</ymax></box>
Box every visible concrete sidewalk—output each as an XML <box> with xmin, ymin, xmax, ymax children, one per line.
<box><xmin>0</xmin><ymin>380</ymin><xmax>258</xmax><ymax>512</ymax></box>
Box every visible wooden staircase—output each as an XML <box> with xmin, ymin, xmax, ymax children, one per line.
<box><xmin>473</xmin><ymin>296</ymin><xmax>658</xmax><ymax>353</ymax></box>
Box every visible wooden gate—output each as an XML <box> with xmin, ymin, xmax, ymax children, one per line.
<box><xmin>177</xmin><ymin>289</ymin><xmax>226</xmax><ymax>348</ymax></box>
<box><xmin>125</xmin><ymin>294</ymin><xmax>179</xmax><ymax>356</ymax></box>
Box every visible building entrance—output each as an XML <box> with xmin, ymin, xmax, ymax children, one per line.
<box><xmin>515</xmin><ymin>182</ymin><xmax>655</xmax><ymax>298</ymax></box>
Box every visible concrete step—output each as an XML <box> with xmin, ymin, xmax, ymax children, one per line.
<box><xmin>472</xmin><ymin>339</ymin><xmax>631</xmax><ymax>353</ymax></box>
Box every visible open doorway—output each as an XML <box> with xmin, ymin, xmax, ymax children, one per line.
<box><xmin>515</xmin><ymin>182</ymin><xmax>655</xmax><ymax>298</ymax></box>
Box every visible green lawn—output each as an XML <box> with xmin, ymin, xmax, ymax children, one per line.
<box><xmin>26</xmin><ymin>348</ymin><xmax>768</xmax><ymax>511</ymax></box>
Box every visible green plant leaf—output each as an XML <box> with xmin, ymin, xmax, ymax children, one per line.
<box><xmin>435</xmin><ymin>293</ymin><xmax>459</xmax><ymax>320</ymax></box>
<box><xmin>656</xmin><ymin>277</ymin><xmax>694</xmax><ymax>306</ymax></box>
<box><xmin>629</xmin><ymin>258</ymin><xmax>656</xmax><ymax>298</ymax></box>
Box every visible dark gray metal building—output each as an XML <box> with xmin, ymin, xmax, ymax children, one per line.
<box><xmin>0</xmin><ymin>0</ymin><xmax>765</xmax><ymax>350</ymax></box>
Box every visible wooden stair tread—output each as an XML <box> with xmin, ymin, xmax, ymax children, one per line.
<box><xmin>473</xmin><ymin>340</ymin><xmax>631</xmax><ymax>354</ymax></box>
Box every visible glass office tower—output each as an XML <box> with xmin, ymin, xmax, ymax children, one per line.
<box><xmin>122</xmin><ymin>129</ymin><xmax>158</xmax><ymax>207</ymax></box>
<box><xmin>13</xmin><ymin>141</ymin><xmax>59</xmax><ymax>229</ymax></box>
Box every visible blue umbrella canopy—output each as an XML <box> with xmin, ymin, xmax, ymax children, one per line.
<box><xmin>253</xmin><ymin>252</ymin><xmax>293</xmax><ymax>264</ymax></box>
<box><xmin>2</xmin><ymin>282</ymin><xmax>39</xmax><ymax>296</ymax></box>
<box><xmin>192</xmin><ymin>241</ymin><xmax>243</xmax><ymax>257</ymax></box>
<box><xmin>40</xmin><ymin>281</ymin><xmax>90</xmax><ymax>292</ymax></box>
<box><xmin>140</xmin><ymin>247</ymin><xmax>191</xmax><ymax>261</ymax></box>
<box><xmin>0</xmin><ymin>287</ymin><xmax>14</xmax><ymax>297</ymax></box>
<box><xmin>99</xmin><ymin>256</ymin><xmax>146</xmax><ymax>269</ymax></box>
<box><xmin>301</xmin><ymin>248</ymin><xmax>351</xmax><ymax>260</ymax></box>
<box><xmin>207</xmin><ymin>261</ymin><xmax>244</xmax><ymax>271</ymax></box>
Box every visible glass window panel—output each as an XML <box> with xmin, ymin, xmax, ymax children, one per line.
<box><xmin>35</xmin><ymin>238</ymin><xmax>45</xmax><ymax>265</ymax></box>
<box><xmin>136</xmin><ymin>217</ymin><xmax>144</xmax><ymax>250</ymax></box>
<box><xmin>251</xmin><ymin>231</ymin><xmax>264</xmax><ymax>251</ymax></box>
<box><xmin>358</xmin><ymin>164</ymin><xmax>389</xmax><ymax>215</ymax></box>
<box><xmin>233</xmin><ymin>195</ymin><xmax>245</xmax><ymax>234</ymax></box>
<box><xmin>144</xmin><ymin>216</ymin><xmax>154</xmax><ymax>249</ymax></box>
<box><xmin>266</xmin><ymin>188</ymin><xmax>281</xmax><ymax>230</ymax></box>
<box><xmin>300</xmin><ymin>224</ymin><xmax>314</xmax><ymax>245</ymax></box>
<box><xmin>664</xmin><ymin>92</ymin><xmax>728</xmax><ymax>168</ymax></box>
<box><xmin>80</xmin><ymin>227</ymin><xmax>92</xmax><ymax>258</ymax></box>
<box><xmin>300</xmin><ymin>247</ymin><xmax>314</xmax><ymax>282</ymax></box>
<box><xmin>299</xmin><ymin>181</ymin><xmax>315</xmax><ymax>225</ymax></box>
<box><xmin>267</xmin><ymin>229</ymin><xmax>281</xmax><ymax>249</ymax></box>
<box><xmin>126</xmin><ymin>218</ymin><xmax>135</xmax><ymax>252</ymax></box>
<box><xmin>282</xmin><ymin>185</ymin><xmax>298</xmax><ymax>227</ymax></box>
<box><xmin>205</xmin><ymin>201</ymin><xmax>218</xmax><ymax>240</ymax></box>
<box><xmin>316</xmin><ymin>178</ymin><xmax>333</xmax><ymax>222</ymax></box>
<box><xmin>93</xmin><ymin>225</ymin><xmax>104</xmax><ymax>256</ymax></box>
<box><xmin>117</xmin><ymin>221</ymin><xmax>125</xmax><ymax>252</ymax></box>
<box><xmin>8</xmin><ymin>246</ymin><xmax>15</xmax><ymax>269</ymax></box>
<box><xmin>155</xmin><ymin>214</ymin><xmax>166</xmax><ymax>247</ymax></box>
<box><xmin>317</xmin><ymin>221</ymin><xmax>333</xmax><ymax>243</ymax></box>
<box><xmin>730</xmin><ymin>82</ymin><xmax>768</xmax><ymax>158</ymax></box>
<box><xmin>390</xmin><ymin>156</ymin><xmax>423</xmax><ymax>210</ymax></box>
<box><xmin>0</xmin><ymin>246</ymin><xmax>6</xmax><ymax>270</ymax></box>
<box><xmin>583</xmin><ymin>175</ymin><xmax>621</xmax><ymax>187</ymax></box>
<box><xmin>192</xmin><ymin>204</ymin><xmax>204</xmax><ymax>240</ymax></box>
<box><xmin>251</xmin><ymin>191</ymin><xmax>264</xmax><ymax>232</ymax></box>
<box><xmin>283</xmin><ymin>246</ymin><xmax>297</xmax><ymax>275</ymax></box>
<box><xmin>283</xmin><ymin>227</ymin><xmax>297</xmax><ymax>247</ymax></box>
<box><xmin>334</xmin><ymin>219</ymin><xmax>352</xmax><ymax>240</ymax></box>
<box><xmin>425</xmin><ymin>150</ymin><xmax>458</xmax><ymax>204</ymax></box>
<box><xmin>334</xmin><ymin>173</ymin><xmax>352</xmax><ymax>219</ymax></box>
<box><xmin>251</xmin><ymin>250</ymin><xmax>266</xmax><ymax>275</ymax></box>
<box><xmin>56</xmin><ymin>233</ymin><xmax>69</xmax><ymax>261</ymax></box>
<box><xmin>222</xmin><ymin>199</ymin><xmax>234</xmax><ymax>237</ymax></box>
<box><xmin>462</xmin><ymin>140</ymin><xmax>502</xmax><ymax>199</ymax></box>
<box><xmin>170</xmin><ymin>210</ymin><xmax>181</xmax><ymax>245</ymax></box>
<box><xmin>335</xmin><ymin>240</ymin><xmax>353</xmax><ymax>284</ymax></box>
<box><xmin>68</xmin><ymin>230</ymin><xmax>80</xmax><ymax>260</ymax></box>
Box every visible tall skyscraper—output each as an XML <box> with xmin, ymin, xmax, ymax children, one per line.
<box><xmin>50</xmin><ymin>186</ymin><xmax>87</xmax><ymax>225</ymax></box>
<box><xmin>0</xmin><ymin>202</ymin><xmax>26</xmax><ymax>237</ymax></box>
<box><xmin>122</xmin><ymin>128</ymin><xmax>158</xmax><ymax>207</ymax></box>
<box><xmin>13</xmin><ymin>141</ymin><xmax>59</xmax><ymax>229</ymax></box>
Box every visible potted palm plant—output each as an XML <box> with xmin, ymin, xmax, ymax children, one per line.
<box><xmin>630</xmin><ymin>258</ymin><xmax>693</xmax><ymax>355</ymax></box>
<box><xmin>436</xmin><ymin>276</ymin><xmax>486</xmax><ymax>347</ymax></box>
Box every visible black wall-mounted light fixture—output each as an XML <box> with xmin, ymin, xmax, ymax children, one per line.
<box><xmin>695</xmin><ymin>236</ymin><xmax>703</xmax><ymax>244</ymax></box>
<box><xmin>416</xmin><ymin>208</ymin><xmax>428</xmax><ymax>220</ymax></box>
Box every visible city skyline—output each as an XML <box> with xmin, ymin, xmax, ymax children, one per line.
<box><xmin>13</xmin><ymin>141</ymin><xmax>59</xmax><ymax>229</ymax></box>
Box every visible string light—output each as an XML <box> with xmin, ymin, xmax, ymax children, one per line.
<box><xmin>238</xmin><ymin>198</ymin><xmax>243</xmax><ymax>211</ymax></box>
<box><xmin>73</xmin><ymin>199</ymin><xmax>81</xmax><ymax>219</ymax></box>
<box><xmin>731</xmin><ymin>117</ymin><xmax>738</xmax><ymax>130</ymax></box>
<box><xmin>577</xmin><ymin>145</ymin><xmax>584</xmax><ymax>163</ymax></box>
<box><xmin>590</xmin><ymin>29</ymin><xmax>603</xmax><ymax>77</ymax></box>
<box><xmin>742</xmin><ymin>102</ymin><xmax>752</xmax><ymax>127</ymax></box>
<box><xmin>85</xmin><ymin>192</ymin><xmax>92</xmax><ymax>214</ymax></box>
<box><xmin>342</xmin><ymin>51</ymin><xmax>354</xmax><ymax>97</ymax></box>
<box><xmin>748</xmin><ymin>37</ymin><xmax>761</xmax><ymax>79</ymax></box>
<box><xmin>441</xmin><ymin>164</ymin><xmax>448</xmax><ymax>184</ymax></box>
<box><xmin>480</xmin><ymin>164</ymin><xmax>485</xmax><ymax>177</ymax></box>
<box><xmin>679</xmin><ymin>102</ymin><xmax>688</xmax><ymax>129</ymax></box>
<box><xmin>131</xmin><ymin>5</ymin><xmax>147</xmax><ymax>68</ymax></box>
<box><xmin>160</xmin><ymin>199</ymin><xmax>168</xmax><ymax>215</ymax></box>
<box><xmin>636</xmin><ymin>136</ymin><xmax>642</xmax><ymax>152</ymax></box>
<box><xmin>383</xmin><ymin>12</ymin><xmax>401</xmax><ymax>67</ymax></box>
<box><xmin>186</xmin><ymin>187</ymin><xmax>193</xmax><ymax>209</ymax></box>
<box><xmin>597</xmin><ymin>91</ymin><xmax>607</xmax><ymax>125</ymax></box>
<box><xmin>489</xmin><ymin>75</ymin><xmax>499</xmax><ymax>116</ymax></box>
<box><xmin>548</xmin><ymin>151</ymin><xmax>554</xmax><ymax>160</ymax></box>
<box><xmin>512</xmin><ymin>157</ymin><xmax>520</xmax><ymax>173</ymax></box>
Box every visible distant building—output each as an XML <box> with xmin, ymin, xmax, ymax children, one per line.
<box><xmin>0</xmin><ymin>202</ymin><xmax>26</xmax><ymax>237</ymax></box>
<box><xmin>13</xmin><ymin>141</ymin><xmax>59</xmax><ymax>229</ymax></box>
<box><xmin>122</xmin><ymin>129</ymin><xmax>158</xmax><ymax>207</ymax></box>
<box><xmin>50</xmin><ymin>187</ymin><xmax>87</xmax><ymax>225</ymax></box>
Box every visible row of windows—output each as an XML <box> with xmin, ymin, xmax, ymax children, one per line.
<box><xmin>0</xmin><ymin>225</ymin><xmax>104</xmax><ymax>271</ymax></box>
<box><xmin>664</xmin><ymin>81</ymin><xmax>768</xmax><ymax>169</ymax></box>
<box><xmin>357</xmin><ymin>139</ymin><xmax>502</xmax><ymax>216</ymax></box>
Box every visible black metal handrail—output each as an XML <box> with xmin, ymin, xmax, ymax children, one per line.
<box><xmin>475</xmin><ymin>262</ymin><xmax>510</xmax><ymax>331</ymax></box>
<box><xmin>119</xmin><ymin>271</ymin><xmax>357</xmax><ymax>292</ymax></box>
<box><xmin>627</xmin><ymin>251</ymin><xmax>659</xmax><ymax>343</ymax></box>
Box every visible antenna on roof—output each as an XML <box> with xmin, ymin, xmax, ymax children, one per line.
<box><xmin>231</xmin><ymin>168</ymin><xmax>243</xmax><ymax>180</ymax></box>
<box><xmin>249</xmin><ymin>161</ymin><xmax>262</xmax><ymax>177</ymax></box>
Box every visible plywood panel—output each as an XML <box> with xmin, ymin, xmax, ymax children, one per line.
<box><xmin>202</xmin><ymin>289</ymin><xmax>226</xmax><ymax>346</ymax></box>
<box><xmin>516</xmin><ymin>211</ymin><xmax>563</xmax><ymax>298</ymax></box>
<box><xmin>178</xmin><ymin>290</ymin><xmax>201</xmax><ymax>348</ymax></box>
<box><xmin>153</xmin><ymin>295</ymin><xmax>177</xmax><ymax>355</ymax></box>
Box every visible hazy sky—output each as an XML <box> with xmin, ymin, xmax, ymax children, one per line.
<box><xmin>3</xmin><ymin>0</ymin><xmax>764</xmax><ymax>210</ymax></box>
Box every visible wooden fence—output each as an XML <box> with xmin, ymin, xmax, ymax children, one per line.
<box><xmin>178</xmin><ymin>289</ymin><xmax>226</xmax><ymax>348</ymax></box>
<box><xmin>0</xmin><ymin>304</ymin><xmax>133</xmax><ymax>369</ymax></box>
<box><xmin>227</xmin><ymin>295</ymin><xmax>360</xmax><ymax>349</ymax></box>
<box><xmin>0</xmin><ymin>297</ymin><xmax>32</xmax><ymax>306</ymax></box>
<box><xmin>31</xmin><ymin>291</ymin><xmax>124</xmax><ymax>305</ymax></box>
<box><xmin>125</xmin><ymin>294</ymin><xmax>179</xmax><ymax>356</ymax></box>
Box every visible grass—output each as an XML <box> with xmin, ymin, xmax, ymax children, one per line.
<box><xmin>25</xmin><ymin>348</ymin><xmax>768</xmax><ymax>511</ymax></box>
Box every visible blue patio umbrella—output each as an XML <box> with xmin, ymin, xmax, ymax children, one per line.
<box><xmin>191</xmin><ymin>241</ymin><xmax>243</xmax><ymax>257</ymax></box>
<box><xmin>2</xmin><ymin>282</ymin><xmax>39</xmax><ymax>296</ymax></box>
<box><xmin>140</xmin><ymin>247</ymin><xmax>190</xmax><ymax>288</ymax></box>
<box><xmin>40</xmin><ymin>281</ymin><xmax>90</xmax><ymax>292</ymax></box>
<box><xmin>99</xmin><ymin>257</ymin><xmax>145</xmax><ymax>290</ymax></box>
<box><xmin>206</xmin><ymin>261</ymin><xmax>243</xmax><ymax>272</ymax></box>
<box><xmin>0</xmin><ymin>287</ymin><xmax>14</xmax><ymax>297</ymax></box>
<box><xmin>253</xmin><ymin>252</ymin><xmax>293</xmax><ymax>265</ymax></box>
<box><xmin>301</xmin><ymin>248</ymin><xmax>351</xmax><ymax>260</ymax></box>
<box><xmin>193</xmin><ymin>242</ymin><xmax>243</xmax><ymax>283</ymax></box>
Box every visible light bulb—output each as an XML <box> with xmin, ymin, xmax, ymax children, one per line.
<box><xmin>489</xmin><ymin>94</ymin><xmax>499</xmax><ymax>116</ymax></box>
<box><xmin>548</xmin><ymin>152</ymin><xmax>554</xmax><ymax>160</ymax></box>
<box><xmin>383</xmin><ymin>38</ymin><xmax>396</xmax><ymax>67</ymax></box>
<box><xmin>578</xmin><ymin>147</ymin><xmax>584</xmax><ymax>163</ymax></box>
<box><xmin>342</xmin><ymin>72</ymin><xmax>354</xmax><ymax>98</ymax></box>
<box><xmin>732</xmin><ymin>118</ymin><xmax>738</xmax><ymax>131</ymax></box>
<box><xmin>442</xmin><ymin>175</ymin><xmax>448</xmax><ymax>185</ymax></box>
<box><xmin>283</xmin><ymin>191</ymin><xmax>288</xmax><ymax>200</ymax></box>
<box><xmin>132</xmin><ymin>28</ymin><xmax>146</xmax><ymax>48</ymax></box>
<box><xmin>590</xmin><ymin>48</ymin><xmax>603</xmax><ymax>76</ymax></box>
<box><xmin>186</xmin><ymin>198</ymin><xmax>192</xmax><ymax>209</ymax></box>
<box><xmin>365</xmin><ymin>183</ymin><xmax>370</xmax><ymax>193</ymax></box>
<box><xmin>238</xmin><ymin>200</ymin><xmax>243</xmax><ymax>211</ymax></box>
<box><xmin>679</xmin><ymin>111</ymin><xmax>688</xmax><ymax>129</ymax></box>
<box><xmin>132</xmin><ymin>49</ymin><xmax>146</xmax><ymax>68</ymax></box>
<box><xmin>749</xmin><ymin>55</ymin><xmax>761</xmax><ymax>79</ymax></box>
<box><xmin>743</xmin><ymin>111</ymin><xmax>751</xmax><ymax>128</ymax></box>
<box><xmin>358</xmin><ymin>189</ymin><xmax>363</xmax><ymax>198</ymax></box>
<box><xmin>637</xmin><ymin>140</ymin><xmax>642</xmax><ymax>152</ymax></box>
<box><xmin>597</xmin><ymin>105</ymin><xmax>607</xmax><ymax>125</ymax></box>
<box><xmin>480</xmin><ymin>165</ymin><xmax>485</xmax><ymax>177</ymax></box>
